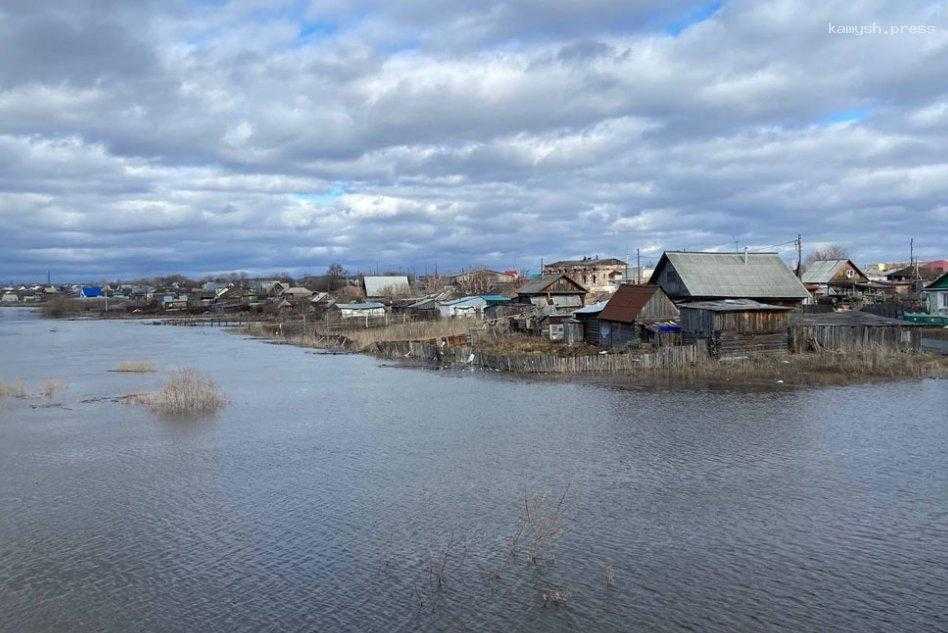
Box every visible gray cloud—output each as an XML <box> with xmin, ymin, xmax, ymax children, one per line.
<box><xmin>1</xmin><ymin>0</ymin><xmax>946</xmax><ymax>281</ymax></box>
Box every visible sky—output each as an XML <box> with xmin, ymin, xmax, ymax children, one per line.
<box><xmin>1</xmin><ymin>0</ymin><xmax>946</xmax><ymax>282</ymax></box>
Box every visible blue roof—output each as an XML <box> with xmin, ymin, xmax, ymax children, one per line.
<box><xmin>80</xmin><ymin>286</ymin><xmax>103</xmax><ymax>298</ymax></box>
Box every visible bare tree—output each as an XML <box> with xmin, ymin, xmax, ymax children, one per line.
<box><xmin>804</xmin><ymin>244</ymin><xmax>849</xmax><ymax>269</ymax></box>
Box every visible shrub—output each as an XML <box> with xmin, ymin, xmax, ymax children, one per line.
<box><xmin>131</xmin><ymin>368</ymin><xmax>226</xmax><ymax>417</ymax></box>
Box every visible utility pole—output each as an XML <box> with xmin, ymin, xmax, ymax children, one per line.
<box><xmin>796</xmin><ymin>234</ymin><xmax>802</xmax><ymax>278</ymax></box>
<box><xmin>910</xmin><ymin>237</ymin><xmax>917</xmax><ymax>279</ymax></box>
<box><xmin>636</xmin><ymin>248</ymin><xmax>641</xmax><ymax>285</ymax></box>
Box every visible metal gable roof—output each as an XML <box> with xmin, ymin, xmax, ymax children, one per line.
<box><xmin>517</xmin><ymin>274</ymin><xmax>587</xmax><ymax>295</ymax></box>
<box><xmin>801</xmin><ymin>259</ymin><xmax>869</xmax><ymax>284</ymax></box>
<box><xmin>655</xmin><ymin>252</ymin><xmax>810</xmax><ymax>299</ymax></box>
<box><xmin>599</xmin><ymin>285</ymin><xmax>662</xmax><ymax>323</ymax></box>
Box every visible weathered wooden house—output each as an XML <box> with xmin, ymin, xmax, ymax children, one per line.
<box><xmin>678</xmin><ymin>299</ymin><xmax>792</xmax><ymax>358</ymax></box>
<box><xmin>649</xmin><ymin>251</ymin><xmax>810</xmax><ymax>307</ymax></box>
<box><xmin>596</xmin><ymin>285</ymin><xmax>680</xmax><ymax>348</ymax></box>
<box><xmin>515</xmin><ymin>274</ymin><xmax>587</xmax><ymax>310</ymax></box>
<box><xmin>438</xmin><ymin>296</ymin><xmax>488</xmax><ymax>319</ymax></box>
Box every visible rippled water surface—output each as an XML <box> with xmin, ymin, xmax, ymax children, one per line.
<box><xmin>1</xmin><ymin>308</ymin><xmax>945</xmax><ymax>632</ymax></box>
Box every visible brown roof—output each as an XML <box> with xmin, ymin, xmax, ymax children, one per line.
<box><xmin>599</xmin><ymin>285</ymin><xmax>659</xmax><ymax>324</ymax></box>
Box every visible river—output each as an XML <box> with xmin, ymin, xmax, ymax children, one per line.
<box><xmin>1</xmin><ymin>308</ymin><xmax>945</xmax><ymax>632</ymax></box>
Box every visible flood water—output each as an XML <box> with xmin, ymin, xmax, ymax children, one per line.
<box><xmin>1</xmin><ymin>308</ymin><xmax>945</xmax><ymax>632</ymax></box>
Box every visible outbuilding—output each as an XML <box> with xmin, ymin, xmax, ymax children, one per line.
<box><xmin>678</xmin><ymin>299</ymin><xmax>792</xmax><ymax>358</ymax></box>
<box><xmin>596</xmin><ymin>285</ymin><xmax>680</xmax><ymax>348</ymax></box>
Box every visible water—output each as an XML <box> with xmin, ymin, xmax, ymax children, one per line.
<box><xmin>1</xmin><ymin>308</ymin><xmax>945</xmax><ymax>632</ymax></box>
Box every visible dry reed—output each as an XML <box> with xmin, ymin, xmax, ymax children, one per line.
<box><xmin>130</xmin><ymin>368</ymin><xmax>226</xmax><ymax>416</ymax></box>
<box><xmin>0</xmin><ymin>380</ymin><xmax>28</xmax><ymax>399</ymax></box>
<box><xmin>114</xmin><ymin>360</ymin><xmax>156</xmax><ymax>373</ymax></box>
<box><xmin>38</xmin><ymin>379</ymin><xmax>65</xmax><ymax>399</ymax></box>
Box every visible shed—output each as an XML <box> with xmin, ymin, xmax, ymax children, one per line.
<box><xmin>649</xmin><ymin>251</ymin><xmax>810</xmax><ymax>306</ymax></box>
<box><xmin>333</xmin><ymin>301</ymin><xmax>386</xmax><ymax>321</ymax></box>
<box><xmin>573</xmin><ymin>300</ymin><xmax>608</xmax><ymax>345</ymax></box>
<box><xmin>597</xmin><ymin>285</ymin><xmax>680</xmax><ymax>348</ymax></box>
<box><xmin>438</xmin><ymin>296</ymin><xmax>488</xmax><ymax>319</ymax></box>
<box><xmin>678</xmin><ymin>299</ymin><xmax>792</xmax><ymax>358</ymax></box>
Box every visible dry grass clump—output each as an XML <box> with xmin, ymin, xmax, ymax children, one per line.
<box><xmin>114</xmin><ymin>360</ymin><xmax>156</xmax><ymax>373</ymax></box>
<box><xmin>639</xmin><ymin>346</ymin><xmax>947</xmax><ymax>386</ymax></box>
<box><xmin>131</xmin><ymin>368</ymin><xmax>226</xmax><ymax>416</ymax></box>
<box><xmin>38</xmin><ymin>379</ymin><xmax>66</xmax><ymax>399</ymax></box>
<box><xmin>0</xmin><ymin>380</ymin><xmax>28</xmax><ymax>399</ymax></box>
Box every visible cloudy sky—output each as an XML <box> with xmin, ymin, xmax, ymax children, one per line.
<box><xmin>1</xmin><ymin>0</ymin><xmax>946</xmax><ymax>281</ymax></box>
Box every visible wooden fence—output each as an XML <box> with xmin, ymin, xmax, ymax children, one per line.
<box><xmin>789</xmin><ymin>323</ymin><xmax>919</xmax><ymax>352</ymax></box>
<box><xmin>373</xmin><ymin>340</ymin><xmax>701</xmax><ymax>374</ymax></box>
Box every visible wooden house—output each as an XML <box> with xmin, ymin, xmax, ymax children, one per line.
<box><xmin>596</xmin><ymin>285</ymin><xmax>680</xmax><ymax>348</ymax></box>
<box><xmin>678</xmin><ymin>299</ymin><xmax>792</xmax><ymax>358</ymax></box>
<box><xmin>515</xmin><ymin>274</ymin><xmax>587</xmax><ymax>310</ymax></box>
<box><xmin>801</xmin><ymin>259</ymin><xmax>875</xmax><ymax>303</ymax></box>
<box><xmin>649</xmin><ymin>251</ymin><xmax>810</xmax><ymax>307</ymax></box>
<box><xmin>921</xmin><ymin>272</ymin><xmax>948</xmax><ymax>317</ymax></box>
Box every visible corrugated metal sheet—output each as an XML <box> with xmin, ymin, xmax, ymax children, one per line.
<box><xmin>599</xmin><ymin>285</ymin><xmax>659</xmax><ymax>323</ymax></box>
<box><xmin>517</xmin><ymin>274</ymin><xmax>587</xmax><ymax>295</ymax></box>
<box><xmin>655</xmin><ymin>252</ymin><xmax>809</xmax><ymax>299</ymax></box>
<box><xmin>678</xmin><ymin>299</ymin><xmax>791</xmax><ymax>312</ymax></box>
<box><xmin>801</xmin><ymin>260</ymin><xmax>846</xmax><ymax>284</ymax></box>
<box><xmin>336</xmin><ymin>302</ymin><xmax>385</xmax><ymax>310</ymax></box>
<box><xmin>363</xmin><ymin>276</ymin><xmax>410</xmax><ymax>297</ymax></box>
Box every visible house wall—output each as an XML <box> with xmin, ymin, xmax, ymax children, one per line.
<box><xmin>600</xmin><ymin>320</ymin><xmax>638</xmax><ymax>348</ymax></box>
<box><xmin>927</xmin><ymin>290</ymin><xmax>948</xmax><ymax>315</ymax></box>
<box><xmin>652</xmin><ymin>264</ymin><xmax>689</xmax><ymax>299</ymax></box>
<box><xmin>639</xmin><ymin>291</ymin><xmax>680</xmax><ymax>320</ymax></box>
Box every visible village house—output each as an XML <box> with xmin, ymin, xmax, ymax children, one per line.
<box><xmin>281</xmin><ymin>286</ymin><xmax>314</xmax><ymax>300</ymax></box>
<box><xmin>362</xmin><ymin>275</ymin><xmax>411</xmax><ymax>298</ymax></box>
<box><xmin>649</xmin><ymin>251</ymin><xmax>810</xmax><ymax>307</ymax></box>
<box><xmin>801</xmin><ymin>259</ymin><xmax>875</xmax><ymax>304</ymax></box>
<box><xmin>515</xmin><ymin>274</ymin><xmax>587</xmax><ymax>311</ymax></box>
<box><xmin>595</xmin><ymin>285</ymin><xmax>680</xmax><ymax>348</ymax></box>
<box><xmin>921</xmin><ymin>272</ymin><xmax>948</xmax><ymax>316</ymax></box>
<box><xmin>571</xmin><ymin>301</ymin><xmax>608</xmax><ymax>345</ymax></box>
<box><xmin>1</xmin><ymin>292</ymin><xmax>18</xmax><ymax>303</ymax></box>
<box><xmin>543</xmin><ymin>257</ymin><xmax>627</xmax><ymax>293</ymax></box>
<box><xmin>678</xmin><ymin>299</ymin><xmax>793</xmax><ymax>358</ymax></box>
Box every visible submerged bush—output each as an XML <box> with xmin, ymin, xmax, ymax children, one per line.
<box><xmin>114</xmin><ymin>361</ymin><xmax>155</xmax><ymax>373</ymax></box>
<box><xmin>131</xmin><ymin>368</ymin><xmax>226</xmax><ymax>417</ymax></box>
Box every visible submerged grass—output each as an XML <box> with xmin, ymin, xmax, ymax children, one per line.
<box><xmin>130</xmin><ymin>368</ymin><xmax>226</xmax><ymax>417</ymax></box>
<box><xmin>114</xmin><ymin>360</ymin><xmax>156</xmax><ymax>373</ymax></box>
<box><xmin>638</xmin><ymin>346</ymin><xmax>947</xmax><ymax>386</ymax></box>
<box><xmin>240</xmin><ymin>319</ymin><xmax>475</xmax><ymax>351</ymax></box>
